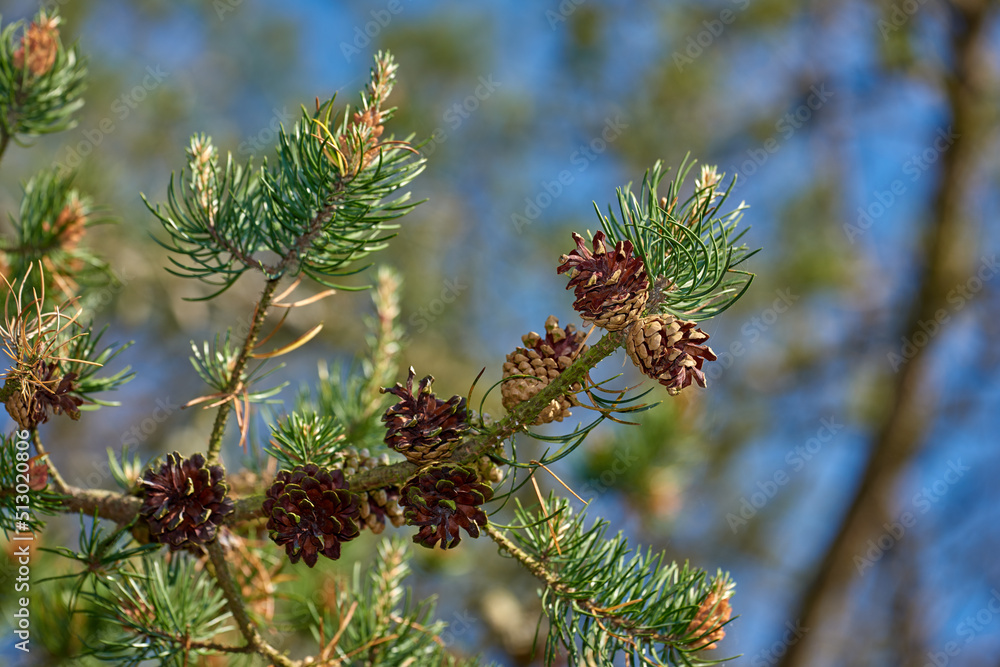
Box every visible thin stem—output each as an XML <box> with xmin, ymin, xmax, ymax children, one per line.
<box><xmin>206</xmin><ymin>538</ymin><xmax>296</xmax><ymax>667</ymax></box>
<box><xmin>205</xmin><ymin>277</ymin><xmax>280</xmax><ymax>466</ymax></box>
<box><xmin>31</xmin><ymin>429</ymin><xmax>68</xmax><ymax>493</ymax></box>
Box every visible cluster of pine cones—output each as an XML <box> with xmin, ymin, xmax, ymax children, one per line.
<box><xmin>500</xmin><ymin>230</ymin><xmax>718</xmax><ymax>425</ymax></box>
<box><xmin>135</xmin><ymin>226</ymin><xmax>716</xmax><ymax>566</ymax></box>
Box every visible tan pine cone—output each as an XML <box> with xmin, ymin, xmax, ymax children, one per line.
<box><xmin>501</xmin><ymin>315</ymin><xmax>588</xmax><ymax>425</ymax></box>
<box><xmin>4</xmin><ymin>391</ymin><xmax>37</xmax><ymax>431</ymax></box>
<box><xmin>625</xmin><ymin>314</ymin><xmax>717</xmax><ymax>395</ymax></box>
<box><xmin>685</xmin><ymin>584</ymin><xmax>733</xmax><ymax>650</ymax></box>
<box><xmin>335</xmin><ymin>447</ymin><xmax>404</xmax><ymax>533</ymax></box>
<box><xmin>13</xmin><ymin>14</ymin><xmax>60</xmax><ymax>77</ymax></box>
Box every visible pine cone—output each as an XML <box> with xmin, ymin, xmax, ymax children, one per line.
<box><xmin>13</xmin><ymin>14</ymin><xmax>60</xmax><ymax>77</ymax></box>
<box><xmin>4</xmin><ymin>391</ymin><xmax>36</xmax><ymax>431</ymax></box>
<box><xmin>262</xmin><ymin>464</ymin><xmax>360</xmax><ymax>567</ymax></box>
<box><xmin>557</xmin><ymin>231</ymin><xmax>650</xmax><ymax>331</ymax></box>
<box><xmin>139</xmin><ymin>452</ymin><xmax>234</xmax><ymax>549</ymax></box>
<box><xmin>381</xmin><ymin>367</ymin><xmax>469</xmax><ymax>465</ymax></box>
<box><xmin>501</xmin><ymin>315</ymin><xmax>589</xmax><ymax>425</ymax></box>
<box><xmin>47</xmin><ymin>200</ymin><xmax>87</xmax><ymax>250</ymax></box>
<box><xmin>400</xmin><ymin>464</ymin><xmax>493</xmax><ymax>549</ymax></box>
<box><xmin>685</xmin><ymin>585</ymin><xmax>733</xmax><ymax>650</ymax></box>
<box><xmin>3</xmin><ymin>362</ymin><xmax>83</xmax><ymax>430</ymax></box>
<box><xmin>625</xmin><ymin>314</ymin><xmax>717</xmax><ymax>395</ymax></box>
<box><xmin>333</xmin><ymin>447</ymin><xmax>404</xmax><ymax>533</ymax></box>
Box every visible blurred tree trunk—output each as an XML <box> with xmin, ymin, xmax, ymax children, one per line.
<box><xmin>779</xmin><ymin>2</ymin><xmax>994</xmax><ymax>665</ymax></box>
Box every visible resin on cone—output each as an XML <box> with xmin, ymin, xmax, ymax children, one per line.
<box><xmin>626</xmin><ymin>314</ymin><xmax>717</xmax><ymax>395</ymax></box>
<box><xmin>557</xmin><ymin>231</ymin><xmax>650</xmax><ymax>331</ymax></box>
<box><xmin>501</xmin><ymin>315</ymin><xmax>589</xmax><ymax>424</ymax></box>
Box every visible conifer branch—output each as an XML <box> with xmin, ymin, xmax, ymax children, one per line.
<box><xmin>205</xmin><ymin>277</ymin><xmax>279</xmax><ymax>465</ymax></box>
<box><xmin>206</xmin><ymin>538</ymin><xmax>296</xmax><ymax>667</ymax></box>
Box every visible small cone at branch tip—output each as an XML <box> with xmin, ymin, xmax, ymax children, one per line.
<box><xmin>261</xmin><ymin>464</ymin><xmax>360</xmax><ymax>567</ymax></box>
<box><xmin>557</xmin><ymin>231</ymin><xmax>650</xmax><ymax>331</ymax></box>
<box><xmin>13</xmin><ymin>13</ymin><xmax>60</xmax><ymax>77</ymax></box>
<box><xmin>685</xmin><ymin>585</ymin><xmax>733</xmax><ymax>651</ymax></box>
<box><xmin>399</xmin><ymin>464</ymin><xmax>493</xmax><ymax>550</ymax></box>
<box><xmin>138</xmin><ymin>452</ymin><xmax>234</xmax><ymax>550</ymax></box>
<box><xmin>625</xmin><ymin>314</ymin><xmax>717</xmax><ymax>395</ymax></box>
<box><xmin>44</xmin><ymin>199</ymin><xmax>87</xmax><ymax>250</ymax></box>
<box><xmin>381</xmin><ymin>367</ymin><xmax>470</xmax><ymax>465</ymax></box>
<box><xmin>501</xmin><ymin>315</ymin><xmax>589</xmax><ymax>425</ymax></box>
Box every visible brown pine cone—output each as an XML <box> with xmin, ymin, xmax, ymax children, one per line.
<box><xmin>625</xmin><ymin>314</ymin><xmax>717</xmax><ymax>395</ymax></box>
<box><xmin>501</xmin><ymin>315</ymin><xmax>589</xmax><ymax>425</ymax></box>
<box><xmin>557</xmin><ymin>231</ymin><xmax>650</xmax><ymax>331</ymax></box>
<box><xmin>139</xmin><ymin>452</ymin><xmax>234</xmax><ymax>550</ymax></box>
<box><xmin>381</xmin><ymin>367</ymin><xmax>469</xmax><ymax>465</ymax></box>
<box><xmin>261</xmin><ymin>464</ymin><xmax>360</xmax><ymax>567</ymax></box>
<box><xmin>400</xmin><ymin>464</ymin><xmax>493</xmax><ymax>549</ymax></box>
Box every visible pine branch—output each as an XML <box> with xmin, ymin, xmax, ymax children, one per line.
<box><xmin>206</xmin><ymin>539</ymin><xmax>295</xmax><ymax>667</ymax></box>
<box><xmin>205</xmin><ymin>276</ymin><xmax>279</xmax><ymax>465</ymax></box>
<box><xmin>486</xmin><ymin>497</ymin><xmax>736</xmax><ymax>666</ymax></box>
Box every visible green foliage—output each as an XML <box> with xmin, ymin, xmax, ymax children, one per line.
<box><xmin>503</xmin><ymin>494</ymin><xmax>736</xmax><ymax>666</ymax></box>
<box><xmin>597</xmin><ymin>158</ymin><xmax>757</xmax><ymax>320</ymax></box>
<box><xmin>188</xmin><ymin>329</ymin><xmax>286</xmax><ymax>403</ymax></box>
<box><xmin>0</xmin><ymin>10</ymin><xmax>86</xmax><ymax>142</ymax></box>
<box><xmin>82</xmin><ymin>552</ymin><xmax>235</xmax><ymax>666</ymax></box>
<box><xmin>303</xmin><ymin>536</ymin><xmax>492</xmax><ymax>666</ymax></box>
<box><xmin>62</xmin><ymin>324</ymin><xmax>134</xmax><ymax>408</ymax></box>
<box><xmin>266</xmin><ymin>410</ymin><xmax>350</xmax><ymax>470</ymax></box>
<box><xmin>40</xmin><ymin>512</ymin><xmax>159</xmax><ymax>606</ymax></box>
<box><xmin>0</xmin><ymin>431</ymin><xmax>62</xmax><ymax>535</ymax></box>
<box><xmin>1</xmin><ymin>168</ymin><xmax>113</xmax><ymax>308</ymax></box>
<box><xmin>145</xmin><ymin>52</ymin><xmax>426</xmax><ymax>298</ymax></box>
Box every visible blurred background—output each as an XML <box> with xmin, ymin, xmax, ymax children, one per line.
<box><xmin>1</xmin><ymin>0</ymin><xmax>998</xmax><ymax>665</ymax></box>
